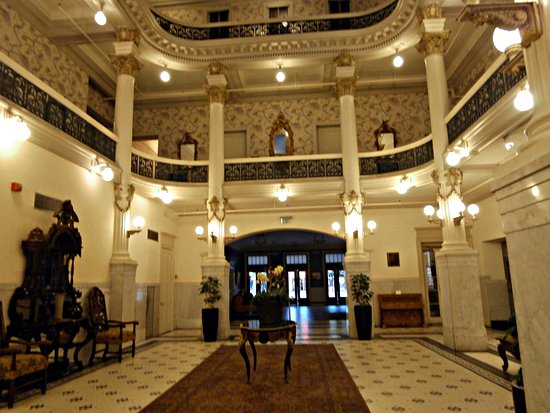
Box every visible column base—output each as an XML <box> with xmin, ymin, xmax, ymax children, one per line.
<box><xmin>436</xmin><ymin>248</ymin><xmax>487</xmax><ymax>351</ymax></box>
<box><xmin>110</xmin><ymin>261</ymin><xmax>138</xmax><ymax>323</ymax></box>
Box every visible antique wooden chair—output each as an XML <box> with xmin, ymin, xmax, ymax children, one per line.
<box><xmin>0</xmin><ymin>301</ymin><xmax>49</xmax><ymax>408</ymax></box>
<box><xmin>87</xmin><ymin>287</ymin><xmax>138</xmax><ymax>366</ymax></box>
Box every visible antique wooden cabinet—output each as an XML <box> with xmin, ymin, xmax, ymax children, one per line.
<box><xmin>378</xmin><ymin>293</ymin><xmax>424</xmax><ymax>328</ymax></box>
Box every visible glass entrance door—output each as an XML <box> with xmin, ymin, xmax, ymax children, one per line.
<box><xmin>326</xmin><ymin>266</ymin><xmax>347</xmax><ymax>305</ymax></box>
<box><xmin>422</xmin><ymin>246</ymin><xmax>441</xmax><ymax>323</ymax></box>
<box><xmin>287</xmin><ymin>269</ymin><xmax>308</xmax><ymax>305</ymax></box>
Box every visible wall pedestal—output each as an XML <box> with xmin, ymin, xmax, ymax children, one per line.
<box><xmin>110</xmin><ymin>261</ymin><xmax>137</xmax><ymax>323</ymax></box>
<box><xmin>436</xmin><ymin>249</ymin><xmax>487</xmax><ymax>351</ymax></box>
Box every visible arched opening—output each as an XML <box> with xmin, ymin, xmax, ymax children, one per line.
<box><xmin>225</xmin><ymin>229</ymin><xmax>348</xmax><ymax>329</ymax></box>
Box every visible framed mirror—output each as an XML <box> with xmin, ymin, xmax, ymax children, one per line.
<box><xmin>177</xmin><ymin>132</ymin><xmax>198</xmax><ymax>160</ymax></box>
<box><xmin>269</xmin><ymin>112</ymin><xmax>294</xmax><ymax>156</ymax></box>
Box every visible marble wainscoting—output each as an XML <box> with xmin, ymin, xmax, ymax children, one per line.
<box><xmin>173</xmin><ymin>282</ymin><xmax>203</xmax><ymax>329</ymax></box>
<box><xmin>479</xmin><ymin>277</ymin><xmax>512</xmax><ymax>328</ymax></box>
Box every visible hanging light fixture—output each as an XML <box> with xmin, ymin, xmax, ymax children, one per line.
<box><xmin>275</xmin><ymin>65</ymin><xmax>286</xmax><ymax>83</ymax></box>
<box><xmin>276</xmin><ymin>183</ymin><xmax>289</xmax><ymax>202</ymax></box>
<box><xmin>94</xmin><ymin>2</ymin><xmax>107</xmax><ymax>26</ymax></box>
<box><xmin>492</xmin><ymin>27</ymin><xmax>521</xmax><ymax>53</ymax></box>
<box><xmin>160</xmin><ymin>66</ymin><xmax>171</xmax><ymax>83</ymax></box>
<box><xmin>90</xmin><ymin>157</ymin><xmax>114</xmax><ymax>182</ymax></box>
<box><xmin>0</xmin><ymin>115</ymin><xmax>31</xmax><ymax>149</ymax></box>
<box><xmin>392</xmin><ymin>54</ymin><xmax>404</xmax><ymax>68</ymax></box>
<box><xmin>395</xmin><ymin>176</ymin><xmax>413</xmax><ymax>194</ymax></box>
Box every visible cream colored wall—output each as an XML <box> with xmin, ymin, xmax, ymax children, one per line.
<box><xmin>0</xmin><ymin>140</ymin><xmax>115</xmax><ymax>301</ymax></box>
<box><xmin>129</xmin><ymin>194</ymin><xmax>179</xmax><ymax>284</ymax></box>
<box><xmin>0</xmin><ymin>1</ymin><xmax>89</xmax><ymax>111</ymax></box>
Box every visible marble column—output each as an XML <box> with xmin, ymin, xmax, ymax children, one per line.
<box><xmin>334</xmin><ymin>51</ymin><xmax>371</xmax><ymax>339</ymax></box>
<box><xmin>108</xmin><ymin>28</ymin><xmax>142</xmax><ymax>322</ymax></box>
<box><xmin>417</xmin><ymin>3</ymin><xmax>487</xmax><ymax>350</ymax></box>
<box><xmin>490</xmin><ymin>3</ymin><xmax>550</xmax><ymax>411</ymax></box>
<box><xmin>202</xmin><ymin>62</ymin><xmax>230</xmax><ymax>340</ymax></box>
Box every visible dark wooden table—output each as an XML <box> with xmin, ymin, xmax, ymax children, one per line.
<box><xmin>238</xmin><ymin>320</ymin><xmax>296</xmax><ymax>383</ymax></box>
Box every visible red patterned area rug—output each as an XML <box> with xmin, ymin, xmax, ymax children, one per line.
<box><xmin>140</xmin><ymin>344</ymin><xmax>371</xmax><ymax>413</ymax></box>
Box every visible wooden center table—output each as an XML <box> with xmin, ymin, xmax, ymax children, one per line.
<box><xmin>238</xmin><ymin>320</ymin><xmax>296</xmax><ymax>383</ymax></box>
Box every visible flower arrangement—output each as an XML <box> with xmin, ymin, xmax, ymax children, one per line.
<box><xmin>252</xmin><ymin>265</ymin><xmax>289</xmax><ymax>305</ymax></box>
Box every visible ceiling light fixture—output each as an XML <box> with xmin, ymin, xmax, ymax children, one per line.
<box><xmin>160</xmin><ymin>66</ymin><xmax>171</xmax><ymax>83</ymax></box>
<box><xmin>445</xmin><ymin>144</ymin><xmax>470</xmax><ymax>167</ymax></box>
<box><xmin>392</xmin><ymin>54</ymin><xmax>404</xmax><ymax>68</ymax></box>
<box><xmin>156</xmin><ymin>186</ymin><xmax>173</xmax><ymax>204</ymax></box>
<box><xmin>91</xmin><ymin>157</ymin><xmax>114</xmax><ymax>182</ymax></box>
<box><xmin>0</xmin><ymin>115</ymin><xmax>31</xmax><ymax>149</ymax></box>
<box><xmin>395</xmin><ymin>176</ymin><xmax>413</xmax><ymax>194</ymax></box>
<box><xmin>276</xmin><ymin>65</ymin><xmax>286</xmax><ymax>83</ymax></box>
<box><xmin>94</xmin><ymin>3</ymin><xmax>107</xmax><ymax>26</ymax></box>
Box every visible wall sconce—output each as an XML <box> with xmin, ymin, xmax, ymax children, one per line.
<box><xmin>392</xmin><ymin>54</ymin><xmax>404</xmax><ymax>68</ymax></box>
<box><xmin>155</xmin><ymin>186</ymin><xmax>173</xmax><ymax>204</ymax></box>
<box><xmin>275</xmin><ymin>65</ymin><xmax>286</xmax><ymax>83</ymax></box>
<box><xmin>395</xmin><ymin>176</ymin><xmax>414</xmax><ymax>194</ymax></box>
<box><xmin>445</xmin><ymin>144</ymin><xmax>469</xmax><ymax>167</ymax></box>
<box><xmin>366</xmin><ymin>220</ymin><xmax>377</xmax><ymax>234</ymax></box>
<box><xmin>331</xmin><ymin>220</ymin><xmax>377</xmax><ymax>238</ymax></box>
<box><xmin>195</xmin><ymin>225</ymin><xmax>237</xmax><ymax>243</ymax></box>
<box><xmin>423</xmin><ymin>203</ymin><xmax>479</xmax><ymax>226</ymax></box>
<box><xmin>0</xmin><ymin>115</ymin><xmax>31</xmax><ymax>150</ymax></box>
<box><xmin>127</xmin><ymin>216</ymin><xmax>145</xmax><ymax>238</ymax></box>
<box><xmin>276</xmin><ymin>184</ymin><xmax>290</xmax><ymax>202</ymax></box>
<box><xmin>91</xmin><ymin>157</ymin><xmax>114</xmax><ymax>182</ymax></box>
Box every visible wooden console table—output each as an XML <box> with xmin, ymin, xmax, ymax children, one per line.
<box><xmin>378</xmin><ymin>294</ymin><xmax>424</xmax><ymax>327</ymax></box>
<box><xmin>239</xmin><ymin>320</ymin><xmax>296</xmax><ymax>383</ymax></box>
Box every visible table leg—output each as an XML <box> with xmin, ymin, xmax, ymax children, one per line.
<box><xmin>249</xmin><ymin>339</ymin><xmax>257</xmax><ymax>371</ymax></box>
<box><xmin>239</xmin><ymin>335</ymin><xmax>251</xmax><ymax>383</ymax></box>
<box><xmin>284</xmin><ymin>331</ymin><xmax>295</xmax><ymax>383</ymax></box>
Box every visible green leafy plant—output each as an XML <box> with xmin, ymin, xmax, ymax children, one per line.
<box><xmin>198</xmin><ymin>276</ymin><xmax>221</xmax><ymax>308</ymax></box>
<box><xmin>350</xmin><ymin>273</ymin><xmax>374</xmax><ymax>306</ymax></box>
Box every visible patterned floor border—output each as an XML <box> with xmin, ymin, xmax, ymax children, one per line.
<box><xmin>414</xmin><ymin>337</ymin><xmax>513</xmax><ymax>391</ymax></box>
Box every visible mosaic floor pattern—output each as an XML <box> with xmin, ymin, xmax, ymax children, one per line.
<box><xmin>1</xmin><ymin>327</ymin><xmax>519</xmax><ymax>412</ymax></box>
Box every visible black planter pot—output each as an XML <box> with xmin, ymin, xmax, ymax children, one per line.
<box><xmin>202</xmin><ymin>308</ymin><xmax>219</xmax><ymax>342</ymax></box>
<box><xmin>354</xmin><ymin>305</ymin><xmax>373</xmax><ymax>340</ymax></box>
<box><xmin>512</xmin><ymin>381</ymin><xmax>526</xmax><ymax>413</ymax></box>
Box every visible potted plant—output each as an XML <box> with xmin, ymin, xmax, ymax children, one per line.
<box><xmin>350</xmin><ymin>273</ymin><xmax>374</xmax><ymax>340</ymax></box>
<box><xmin>198</xmin><ymin>276</ymin><xmax>221</xmax><ymax>342</ymax></box>
<box><xmin>251</xmin><ymin>265</ymin><xmax>289</xmax><ymax>326</ymax></box>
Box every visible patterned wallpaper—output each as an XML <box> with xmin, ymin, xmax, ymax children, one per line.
<box><xmin>0</xmin><ymin>1</ymin><xmax>89</xmax><ymax>111</ymax></box>
<box><xmin>162</xmin><ymin>0</ymin><xmax>387</xmax><ymax>23</ymax></box>
<box><xmin>133</xmin><ymin>92</ymin><xmax>430</xmax><ymax>159</ymax></box>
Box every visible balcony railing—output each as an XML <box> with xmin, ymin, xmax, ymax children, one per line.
<box><xmin>0</xmin><ymin>58</ymin><xmax>117</xmax><ymax>161</ymax></box>
<box><xmin>152</xmin><ymin>1</ymin><xmax>398</xmax><ymax>41</ymax></box>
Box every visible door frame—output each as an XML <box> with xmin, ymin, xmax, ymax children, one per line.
<box><xmin>159</xmin><ymin>233</ymin><xmax>175</xmax><ymax>335</ymax></box>
<box><xmin>415</xmin><ymin>227</ymin><xmax>443</xmax><ymax>325</ymax></box>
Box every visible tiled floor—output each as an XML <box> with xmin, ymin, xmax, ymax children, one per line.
<box><xmin>1</xmin><ymin>307</ymin><xmax>520</xmax><ymax>412</ymax></box>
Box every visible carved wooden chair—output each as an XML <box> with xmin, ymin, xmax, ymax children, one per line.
<box><xmin>87</xmin><ymin>287</ymin><xmax>138</xmax><ymax>366</ymax></box>
<box><xmin>0</xmin><ymin>301</ymin><xmax>49</xmax><ymax>408</ymax></box>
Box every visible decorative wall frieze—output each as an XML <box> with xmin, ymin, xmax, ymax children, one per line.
<box><xmin>207</xmin><ymin>196</ymin><xmax>227</xmax><ymax>222</ymax></box>
<box><xmin>205</xmin><ymin>85</ymin><xmax>228</xmax><ymax>104</ymax></box>
<box><xmin>109</xmin><ymin>54</ymin><xmax>142</xmax><ymax>77</ymax></box>
<box><xmin>114</xmin><ymin>183</ymin><xmax>135</xmax><ymax>213</ymax></box>
<box><xmin>431</xmin><ymin>168</ymin><xmax>462</xmax><ymax>201</ymax></box>
<box><xmin>335</xmin><ymin>76</ymin><xmax>358</xmax><ymax>98</ymax></box>
<box><xmin>416</xmin><ymin>31</ymin><xmax>449</xmax><ymax>56</ymax></box>
<box><xmin>116</xmin><ymin>0</ymin><xmax>418</xmax><ymax>63</ymax></box>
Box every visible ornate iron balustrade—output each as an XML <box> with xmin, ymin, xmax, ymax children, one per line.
<box><xmin>224</xmin><ymin>158</ymin><xmax>343</xmax><ymax>181</ymax></box>
<box><xmin>152</xmin><ymin>1</ymin><xmax>397</xmax><ymax>41</ymax></box>
<box><xmin>359</xmin><ymin>140</ymin><xmax>433</xmax><ymax>175</ymax></box>
<box><xmin>131</xmin><ymin>154</ymin><xmax>209</xmax><ymax>182</ymax></box>
<box><xmin>446</xmin><ymin>61</ymin><xmax>526</xmax><ymax>144</ymax></box>
<box><xmin>0</xmin><ymin>61</ymin><xmax>116</xmax><ymax>161</ymax></box>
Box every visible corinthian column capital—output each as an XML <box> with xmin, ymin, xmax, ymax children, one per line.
<box><xmin>416</xmin><ymin>31</ymin><xmax>449</xmax><ymax>56</ymax></box>
<box><xmin>334</xmin><ymin>76</ymin><xmax>357</xmax><ymax>98</ymax></box>
<box><xmin>205</xmin><ymin>85</ymin><xmax>228</xmax><ymax>104</ymax></box>
<box><xmin>334</xmin><ymin>50</ymin><xmax>356</xmax><ymax>67</ymax></box>
<box><xmin>116</xmin><ymin>27</ymin><xmax>140</xmax><ymax>45</ymax></box>
<box><xmin>110</xmin><ymin>54</ymin><xmax>142</xmax><ymax>77</ymax></box>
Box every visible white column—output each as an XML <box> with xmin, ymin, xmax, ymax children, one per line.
<box><xmin>108</xmin><ymin>28</ymin><xmax>141</xmax><ymax>322</ymax></box>
<box><xmin>418</xmin><ymin>3</ymin><xmax>487</xmax><ymax>350</ymax></box>
<box><xmin>202</xmin><ymin>62</ymin><xmax>230</xmax><ymax>340</ymax></box>
<box><xmin>334</xmin><ymin>52</ymin><xmax>371</xmax><ymax>339</ymax></box>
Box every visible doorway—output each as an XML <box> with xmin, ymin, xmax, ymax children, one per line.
<box><xmin>159</xmin><ymin>234</ymin><xmax>175</xmax><ymax>334</ymax></box>
<box><xmin>421</xmin><ymin>244</ymin><xmax>442</xmax><ymax>323</ymax></box>
<box><xmin>286</xmin><ymin>253</ymin><xmax>309</xmax><ymax>306</ymax></box>
<box><xmin>325</xmin><ymin>252</ymin><xmax>347</xmax><ymax>305</ymax></box>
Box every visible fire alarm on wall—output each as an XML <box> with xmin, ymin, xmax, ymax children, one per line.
<box><xmin>10</xmin><ymin>182</ymin><xmax>22</xmax><ymax>192</ymax></box>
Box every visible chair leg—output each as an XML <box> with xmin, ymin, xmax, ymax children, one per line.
<box><xmin>102</xmin><ymin>344</ymin><xmax>109</xmax><ymax>361</ymax></box>
<box><xmin>118</xmin><ymin>342</ymin><xmax>123</xmax><ymax>362</ymax></box>
<box><xmin>131</xmin><ymin>339</ymin><xmax>136</xmax><ymax>358</ymax></box>
<box><xmin>41</xmin><ymin>369</ymin><xmax>48</xmax><ymax>394</ymax></box>
<box><xmin>89</xmin><ymin>340</ymin><xmax>97</xmax><ymax>367</ymax></box>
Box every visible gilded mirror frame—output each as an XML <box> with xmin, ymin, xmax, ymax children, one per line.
<box><xmin>177</xmin><ymin>132</ymin><xmax>198</xmax><ymax>160</ymax></box>
<box><xmin>269</xmin><ymin>112</ymin><xmax>294</xmax><ymax>156</ymax></box>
